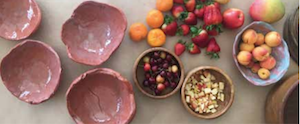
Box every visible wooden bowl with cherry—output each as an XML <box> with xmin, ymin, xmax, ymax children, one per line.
<box><xmin>133</xmin><ymin>47</ymin><xmax>184</xmax><ymax>99</ymax></box>
<box><xmin>181</xmin><ymin>66</ymin><xmax>234</xmax><ymax>119</ymax></box>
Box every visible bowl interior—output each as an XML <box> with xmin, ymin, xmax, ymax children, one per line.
<box><xmin>67</xmin><ymin>68</ymin><xmax>135</xmax><ymax>124</ymax></box>
<box><xmin>284</xmin><ymin>83</ymin><xmax>299</xmax><ymax>124</ymax></box>
<box><xmin>233</xmin><ymin>21</ymin><xmax>290</xmax><ymax>86</ymax></box>
<box><xmin>0</xmin><ymin>40</ymin><xmax>61</xmax><ymax>104</ymax></box>
<box><xmin>0</xmin><ymin>0</ymin><xmax>41</xmax><ymax>40</ymax></box>
<box><xmin>181</xmin><ymin>67</ymin><xmax>234</xmax><ymax>119</ymax></box>
<box><xmin>61</xmin><ymin>1</ymin><xmax>127</xmax><ymax>66</ymax></box>
<box><xmin>134</xmin><ymin>48</ymin><xmax>184</xmax><ymax>98</ymax></box>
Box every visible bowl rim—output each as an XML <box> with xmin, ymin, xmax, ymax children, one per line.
<box><xmin>0</xmin><ymin>0</ymin><xmax>42</xmax><ymax>41</ymax></box>
<box><xmin>232</xmin><ymin>21</ymin><xmax>290</xmax><ymax>86</ymax></box>
<box><xmin>66</xmin><ymin>68</ymin><xmax>136</xmax><ymax>124</ymax></box>
<box><xmin>265</xmin><ymin>73</ymin><xmax>299</xmax><ymax>124</ymax></box>
<box><xmin>133</xmin><ymin>47</ymin><xmax>185</xmax><ymax>99</ymax></box>
<box><xmin>61</xmin><ymin>1</ymin><xmax>127</xmax><ymax>66</ymax></box>
<box><xmin>0</xmin><ymin>39</ymin><xmax>62</xmax><ymax>104</ymax></box>
<box><xmin>180</xmin><ymin>66</ymin><xmax>234</xmax><ymax>119</ymax></box>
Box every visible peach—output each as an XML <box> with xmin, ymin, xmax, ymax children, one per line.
<box><xmin>251</xmin><ymin>63</ymin><xmax>261</xmax><ymax>73</ymax></box>
<box><xmin>240</xmin><ymin>43</ymin><xmax>255</xmax><ymax>52</ymax></box>
<box><xmin>265</xmin><ymin>31</ymin><xmax>282</xmax><ymax>47</ymax></box>
<box><xmin>258</xmin><ymin>68</ymin><xmax>270</xmax><ymax>80</ymax></box>
<box><xmin>252</xmin><ymin>47</ymin><xmax>269</xmax><ymax>61</ymax></box>
<box><xmin>242</xmin><ymin>29</ymin><xmax>258</xmax><ymax>44</ymax></box>
<box><xmin>245</xmin><ymin>61</ymin><xmax>255</xmax><ymax>68</ymax></box>
<box><xmin>237</xmin><ymin>51</ymin><xmax>252</xmax><ymax>66</ymax></box>
<box><xmin>260</xmin><ymin>44</ymin><xmax>272</xmax><ymax>54</ymax></box>
<box><xmin>255</xmin><ymin>33</ymin><xmax>265</xmax><ymax>45</ymax></box>
<box><xmin>260</xmin><ymin>56</ymin><xmax>276</xmax><ymax>70</ymax></box>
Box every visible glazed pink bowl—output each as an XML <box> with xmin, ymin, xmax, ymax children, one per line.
<box><xmin>0</xmin><ymin>0</ymin><xmax>42</xmax><ymax>40</ymax></box>
<box><xmin>61</xmin><ymin>1</ymin><xmax>127</xmax><ymax>66</ymax></box>
<box><xmin>66</xmin><ymin>68</ymin><xmax>136</xmax><ymax>124</ymax></box>
<box><xmin>0</xmin><ymin>40</ymin><xmax>62</xmax><ymax>104</ymax></box>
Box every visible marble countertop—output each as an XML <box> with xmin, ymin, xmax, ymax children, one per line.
<box><xmin>0</xmin><ymin>0</ymin><xmax>298</xmax><ymax>124</ymax></box>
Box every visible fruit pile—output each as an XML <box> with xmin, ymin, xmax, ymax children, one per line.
<box><xmin>184</xmin><ymin>70</ymin><xmax>225</xmax><ymax>114</ymax></box>
<box><xmin>129</xmin><ymin>0</ymin><xmax>245</xmax><ymax>59</ymax></box>
<box><xmin>141</xmin><ymin>51</ymin><xmax>181</xmax><ymax>95</ymax></box>
<box><xmin>237</xmin><ymin>29</ymin><xmax>282</xmax><ymax>80</ymax></box>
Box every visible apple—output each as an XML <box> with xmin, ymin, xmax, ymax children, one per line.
<box><xmin>222</xmin><ymin>8</ymin><xmax>245</xmax><ymax>29</ymax></box>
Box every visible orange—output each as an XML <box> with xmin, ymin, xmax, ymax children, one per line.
<box><xmin>147</xmin><ymin>29</ymin><xmax>166</xmax><ymax>47</ymax></box>
<box><xmin>146</xmin><ymin>10</ymin><xmax>164</xmax><ymax>28</ymax></box>
<box><xmin>156</xmin><ymin>0</ymin><xmax>173</xmax><ymax>12</ymax></box>
<box><xmin>129</xmin><ymin>23</ymin><xmax>148</xmax><ymax>42</ymax></box>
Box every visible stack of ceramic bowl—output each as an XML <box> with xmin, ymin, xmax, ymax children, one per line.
<box><xmin>283</xmin><ymin>7</ymin><xmax>299</xmax><ymax>64</ymax></box>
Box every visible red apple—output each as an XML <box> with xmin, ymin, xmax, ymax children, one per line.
<box><xmin>222</xmin><ymin>8</ymin><xmax>244</xmax><ymax>29</ymax></box>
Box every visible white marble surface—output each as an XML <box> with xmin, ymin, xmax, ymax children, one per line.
<box><xmin>0</xmin><ymin>0</ymin><xmax>298</xmax><ymax>124</ymax></box>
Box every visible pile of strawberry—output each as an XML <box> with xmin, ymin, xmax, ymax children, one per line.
<box><xmin>161</xmin><ymin>0</ymin><xmax>223</xmax><ymax>59</ymax></box>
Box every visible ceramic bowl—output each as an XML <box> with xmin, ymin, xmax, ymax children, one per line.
<box><xmin>233</xmin><ymin>21</ymin><xmax>290</xmax><ymax>86</ymax></box>
<box><xmin>61</xmin><ymin>1</ymin><xmax>127</xmax><ymax>66</ymax></box>
<box><xmin>66</xmin><ymin>68</ymin><xmax>136</xmax><ymax>124</ymax></box>
<box><xmin>181</xmin><ymin>66</ymin><xmax>234</xmax><ymax>119</ymax></box>
<box><xmin>0</xmin><ymin>40</ymin><xmax>61</xmax><ymax>104</ymax></box>
<box><xmin>265</xmin><ymin>74</ymin><xmax>299</xmax><ymax>124</ymax></box>
<box><xmin>133</xmin><ymin>47</ymin><xmax>185</xmax><ymax>99</ymax></box>
<box><xmin>0</xmin><ymin>0</ymin><xmax>42</xmax><ymax>40</ymax></box>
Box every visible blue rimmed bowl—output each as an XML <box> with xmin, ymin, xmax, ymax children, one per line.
<box><xmin>233</xmin><ymin>21</ymin><xmax>290</xmax><ymax>86</ymax></box>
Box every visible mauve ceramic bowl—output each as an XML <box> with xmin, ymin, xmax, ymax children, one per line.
<box><xmin>61</xmin><ymin>1</ymin><xmax>127</xmax><ymax>66</ymax></box>
<box><xmin>0</xmin><ymin>40</ymin><xmax>61</xmax><ymax>104</ymax></box>
<box><xmin>0</xmin><ymin>0</ymin><xmax>42</xmax><ymax>40</ymax></box>
<box><xmin>233</xmin><ymin>21</ymin><xmax>290</xmax><ymax>86</ymax></box>
<box><xmin>66</xmin><ymin>68</ymin><xmax>136</xmax><ymax>124</ymax></box>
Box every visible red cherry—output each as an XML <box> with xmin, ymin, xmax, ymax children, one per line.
<box><xmin>157</xmin><ymin>83</ymin><xmax>166</xmax><ymax>91</ymax></box>
<box><xmin>144</xmin><ymin>63</ymin><xmax>151</xmax><ymax>71</ymax></box>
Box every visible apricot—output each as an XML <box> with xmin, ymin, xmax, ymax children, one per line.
<box><xmin>258</xmin><ymin>68</ymin><xmax>270</xmax><ymax>80</ymax></box>
<box><xmin>260</xmin><ymin>56</ymin><xmax>276</xmax><ymax>70</ymax></box>
<box><xmin>255</xmin><ymin>33</ymin><xmax>265</xmax><ymax>45</ymax></box>
<box><xmin>237</xmin><ymin>51</ymin><xmax>252</xmax><ymax>66</ymax></box>
<box><xmin>242</xmin><ymin>29</ymin><xmax>258</xmax><ymax>44</ymax></box>
<box><xmin>251</xmin><ymin>63</ymin><xmax>261</xmax><ymax>73</ymax></box>
<box><xmin>265</xmin><ymin>31</ymin><xmax>282</xmax><ymax>47</ymax></box>
<box><xmin>245</xmin><ymin>61</ymin><xmax>255</xmax><ymax>68</ymax></box>
<box><xmin>240</xmin><ymin>43</ymin><xmax>255</xmax><ymax>52</ymax></box>
<box><xmin>260</xmin><ymin>44</ymin><xmax>272</xmax><ymax>54</ymax></box>
<box><xmin>252</xmin><ymin>47</ymin><xmax>269</xmax><ymax>61</ymax></box>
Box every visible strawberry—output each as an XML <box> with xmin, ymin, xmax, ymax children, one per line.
<box><xmin>203</xmin><ymin>24</ymin><xmax>222</xmax><ymax>36</ymax></box>
<box><xmin>161</xmin><ymin>15</ymin><xmax>178</xmax><ymax>36</ymax></box>
<box><xmin>176</xmin><ymin>24</ymin><xmax>190</xmax><ymax>36</ymax></box>
<box><xmin>179</xmin><ymin>12</ymin><xmax>197</xmax><ymax>25</ymax></box>
<box><xmin>187</xmin><ymin>42</ymin><xmax>201</xmax><ymax>54</ymax></box>
<box><xmin>206</xmin><ymin>38</ymin><xmax>221</xmax><ymax>59</ymax></box>
<box><xmin>204</xmin><ymin>2</ymin><xmax>222</xmax><ymax>26</ymax></box>
<box><xmin>174</xmin><ymin>0</ymin><xmax>184</xmax><ymax>4</ymax></box>
<box><xmin>184</xmin><ymin>0</ymin><xmax>196</xmax><ymax>12</ymax></box>
<box><xmin>174</xmin><ymin>40</ymin><xmax>186</xmax><ymax>56</ymax></box>
<box><xmin>190</xmin><ymin>26</ymin><xmax>209</xmax><ymax>48</ymax></box>
<box><xmin>171</xmin><ymin>5</ymin><xmax>185</xmax><ymax>18</ymax></box>
<box><xmin>194</xmin><ymin>4</ymin><xmax>206</xmax><ymax>19</ymax></box>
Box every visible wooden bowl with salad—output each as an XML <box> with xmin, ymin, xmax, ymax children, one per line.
<box><xmin>181</xmin><ymin>66</ymin><xmax>234</xmax><ymax>119</ymax></box>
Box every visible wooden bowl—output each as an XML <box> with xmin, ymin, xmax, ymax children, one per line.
<box><xmin>265</xmin><ymin>73</ymin><xmax>299</xmax><ymax>124</ymax></box>
<box><xmin>133</xmin><ymin>47</ymin><xmax>184</xmax><ymax>99</ymax></box>
<box><xmin>233</xmin><ymin>21</ymin><xmax>290</xmax><ymax>86</ymax></box>
<box><xmin>181</xmin><ymin>66</ymin><xmax>234</xmax><ymax>119</ymax></box>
